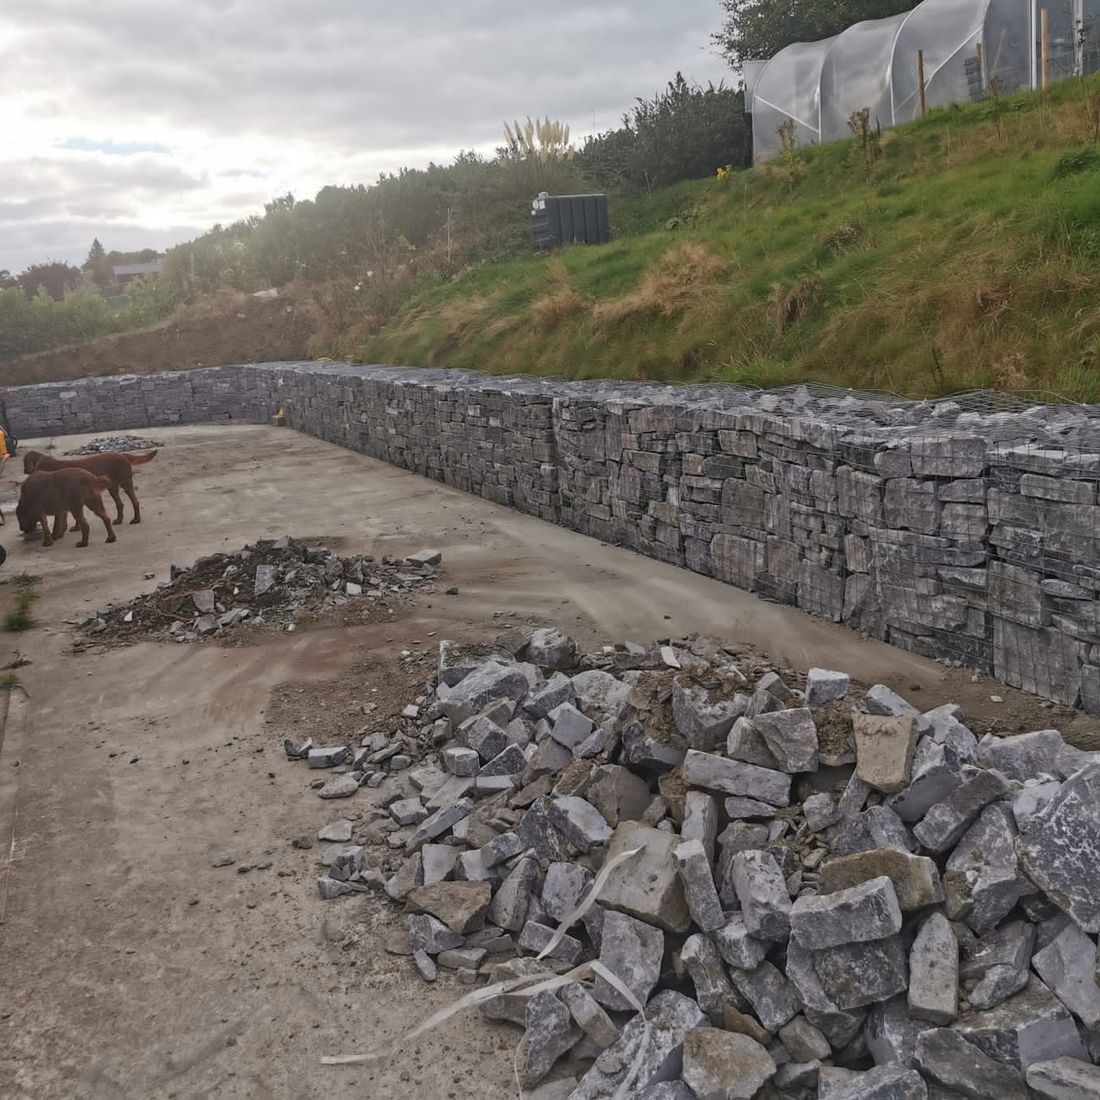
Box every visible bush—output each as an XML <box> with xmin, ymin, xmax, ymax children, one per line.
<box><xmin>0</xmin><ymin>286</ymin><xmax>118</xmax><ymax>359</ymax></box>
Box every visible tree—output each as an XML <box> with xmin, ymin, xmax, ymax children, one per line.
<box><xmin>82</xmin><ymin>238</ymin><xmax>112</xmax><ymax>290</ymax></box>
<box><xmin>715</xmin><ymin>0</ymin><xmax>917</xmax><ymax>66</ymax></box>
<box><xmin>17</xmin><ymin>261</ymin><xmax>82</xmax><ymax>301</ymax></box>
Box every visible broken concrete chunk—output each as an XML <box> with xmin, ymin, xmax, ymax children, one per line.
<box><xmin>806</xmin><ymin>668</ymin><xmax>850</xmax><ymax>706</ymax></box>
<box><xmin>913</xmin><ymin>1028</ymin><xmax>1028</xmax><ymax>1100</ymax></box>
<box><xmin>711</xmin><ymin>914</ymin><xmax>768</xmax><ymax>971</ymax></box>
<box><xmin>953</xmin><ymin>977</ymin><xmax>1088</xmax><ymax>1071</ymax></box>
<box><xmin>819</xmin><ymin>848</ymin><xmax>943</xmax><ymax>912</ymax></box>
<box><xmin>681</xmin><ymin>932</ymin><xmax>739</xmax><ymax>1021</ymax></box>
<box><xmin>1031</xmin><ymin>922</ymin><xmax>1100</xmax><ymax>1031</ymax></box>
<box><xmin>545</xmin><ymin>795</ymin><xmax>611</xmax><ymax>854</ymax></box>
<box><xmin>1026</xmin><ymin>1057</ymin><xmax>1100</xmax><ymax>1099</ymax></box>
<box><xmin>674</xmin><ymin>839</ymin><xmax>724</xmax><ymax>932</ymax></box>
<box><xmin>865</xmin><ymin>684</ymin><xmax>920</xmax><ymax>717</ymax></box>
<box><xmin>590</xmin><ymin>910</ymin><xmax>664</xmax><ymax>1012</ymax></box>
<box><xmin>570</xmin><ymin>990</ymin><xmax>706</xmax><ymax>1099</ymax></box>
<box><xmin>406</xmin><ymin>881</ymin><xmax>491</xmax><ymax>935</ymax></box>
<box><xmin>596</xmin><ymin>821</ymin><xmax>690</xmax><ymax>933</ymax></box>
<box><xmin>517</xmin><ymin>990</ymin><xmax>580</xmax><ymax>1088</ymax></box>
<box><xmin>753</xmin><ymin>707</ymin><xmax>819</xmax><ymax>773</ymax></box>
<box><xmin>729</xmin><ymin>960</ymin><xmax>803</xmax><ymax>1031</ymax></box>
<box><xmin>672</xmin><ymin>679</ymin><xmax>747</xmax><ymax>750</ymax></box>
<box><xmin>907</xmin><ymin>912</ymin><xmax>958</xmax><ymax>1024</ymax></box>
<box><xmin>681</xmin><ymin>749</ymin><xmax>791</xmax><ymax>806</ymax></box>
<box><xmin>681</xmin><ymin>1028</ymin><xmax>776</xmax><ymax>1100</ymax></box>
<box><xmin>790</xmin><ymin>876</ymin><xmax>902</xmax><ymax>950</ymax></box>
<box><xmin>812</xmin><ymin>935</ymin><xmax>909</xmax><ymax>1010</ymax></box>
<box><xmin>944</xmin><ymin>802</ymin><xmax>1032</xmax><ymax>934</ymax></box>
<box><xmin>731</xmin><ymin>849</ymin><xmax>792</xmax><ymax>942</ymax></box>
<box><xmin>854</xmin><ymin>713</ymin><xmax>917</xmax><ymax>794</ymax></box>
<box><xmin>977</xmin><ymin>728</ymin><xmax>1064</xmax><ymax>783</ymax></box>
<box><xmin>911</xmin><ymin>768</ymin><xmax>1009</xmax><ymax>854</ymax></box>
<box><xmin>1017</xmin><ymin>762</ymin><xmax>1100</xmax><ymax>933</ymax></box>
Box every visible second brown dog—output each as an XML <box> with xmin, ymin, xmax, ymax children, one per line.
<box><xmin>17</xmin><ymin>468</ymin><xmax>117</xmax><ymax>547</ymax></box>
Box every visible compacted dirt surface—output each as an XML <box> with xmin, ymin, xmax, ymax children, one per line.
<box><xmin>1</xmin><ymin>424</ymin><xmax>1097</xmax><ymax>1100</ymax></box>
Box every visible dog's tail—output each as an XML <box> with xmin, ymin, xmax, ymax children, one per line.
<box><xmin>126</xmin><ymin>450</ymin><xmax>158</xmax><ymax>466</ymax></box>
<box><xmin>94</xmin><ymin>476</ymin><xmax>113</xmax><ymax>491</ymax></box>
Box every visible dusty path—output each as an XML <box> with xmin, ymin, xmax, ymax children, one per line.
<box><xmin>1</xmin><ymin>425</ymin><xmax>1094</xmax><ymax>1100</ymax></box>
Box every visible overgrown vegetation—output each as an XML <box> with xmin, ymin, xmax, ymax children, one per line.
<box><xmin>3</xmin><ymin>575</ymin><xmax>40</xmax><ymax>633</ymax></box>
<box><xmin>361</xmin><ymin>75</ymin><xmax>1100</xmax><ymax>401</ymax></box>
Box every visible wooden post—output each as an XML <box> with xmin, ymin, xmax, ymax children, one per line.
<box><xmin>976</xmin><ymin>41</ymin><xmax>984</xmax><ymax>86</ymax></box>
<box><xmin>1041</xmin><ymin>7</ymin><xmax>1051</xmax><ymax>89</ymax></box>
<box><xmin>918</xmin><ymin>50</ymin><xmax>928</xmax><ymax>116</ymax></box>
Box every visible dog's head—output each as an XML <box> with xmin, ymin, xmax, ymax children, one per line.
<box><xmin>15</xmin><ymin>497</ymin><xmax>35</xmax><ymax>535</ymax></box>
<box><xmin>22</xmin><ymin>451</ymin><xmax>43</xmax><ymax>475</ymax></box>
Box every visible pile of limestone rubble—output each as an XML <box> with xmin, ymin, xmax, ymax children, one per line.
<box><xmin>286</xmin><ymin>629</ymin><xmax>1100</xmax><ymax>1099</ymax></box>
<box><xmin>78</xmin><ymin>537</ymin><xmax>444</xmax><ymax>644</ymax></box>
<box><xmin>65</xmin><ymin>433</ymin><xmax>164</xmax><ymax>455</ymax></box>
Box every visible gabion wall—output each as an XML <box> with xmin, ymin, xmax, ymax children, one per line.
<box><xmin>7</xmin><ymin>361</ymin><xmax>1100</xmax><ymax>712</ymax></box>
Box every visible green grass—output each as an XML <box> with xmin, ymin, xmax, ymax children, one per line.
<box><xmin>360</xmin><ymin>76</ymin><xmax>1100</xmax><ymax>399</ymax></box>
<box><xmin>4</xmin><ymin>574</ymin><xmax>40</xmax><ymax>633</ymax></box>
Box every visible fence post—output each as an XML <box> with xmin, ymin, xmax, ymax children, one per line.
<box><xmin>1041</xmin><ymin>7</ymin><xmax>1051</xmax><ymax>88</ymax></box>
<box><xmin>918</xmin><ymin>50</ymin><xmax>928</xmax><ymax>116</ymax></box>
<box><xmin>976</xmin><ymin>41</ymin><xmax>984</xmax><ymax>87</ymax></box>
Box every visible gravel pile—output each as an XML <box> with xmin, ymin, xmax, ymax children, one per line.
<box><xmin>65</xmin><ymin>434</ymin><xmax>165</xmax><ymax>455</ymax></box>
<box><xmin>290</xmin><ymin>629</ymin><xmax>1100</xmax><ymax>1099</ymax></box>
<box><xmin>77</xmin><ymin>537</ymin><xmax>445</xmax><ymax>645</ymax></box>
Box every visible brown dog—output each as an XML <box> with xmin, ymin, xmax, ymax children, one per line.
<box><xmin>22</xmin><ymin>449</ymin><xmax>157</xmax><ymax>524</ymax></box>
<box><xmin>17</xmin><ymin>469</ymin><xmax>117</xmax><ymax>547</ymax></box>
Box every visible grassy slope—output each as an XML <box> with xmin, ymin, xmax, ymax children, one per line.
<box><xmin>362</xmin><ymin>76</ymin><xmax>1100</xmax><ymax>400</ymax></box>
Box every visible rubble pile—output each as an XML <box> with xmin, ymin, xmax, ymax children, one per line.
<box><xmin>65</xmin><ymin>434</ymin><xmax>164</xmax><ymax>455</ymax></box>
<box><xmin>77</xmin><ymin>538</ymin><xmax>444</xmax><ymax>645</ymax></box>
<box><xmin>291</xmin><ymin>629</ymin><xmax>1100</xmax><ymax>1099</ymax></box>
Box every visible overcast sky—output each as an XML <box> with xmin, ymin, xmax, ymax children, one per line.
<box><xmin>0</xmin><ymin>1</ymin><xmax>733</xmax><ymax>274</ymax></box>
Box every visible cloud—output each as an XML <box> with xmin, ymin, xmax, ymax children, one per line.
<box><xmin>0</xmin><ymin>0</ymin><xmax>734</xmax><ymax>271</ymax></box>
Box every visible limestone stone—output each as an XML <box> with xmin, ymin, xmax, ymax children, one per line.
<box><xmin>406</xmin><ymin>881</ymin><xmax>491</xmax><ymax>934</ymax></box>
<box><xmin>518</xmin><ymin>920</ymin><xmax>582</xmax><ymax>965</ymax></box>
<box><xmin>725</xmin><ymin>716</ymin><xmax>781</xmax><ymax>770</ymax></box>
<box><xmin>585</xmin><ymin>764</ymin><xmax>652</xmax><ymax>828</ymax></box>
<box><xmin>865</xmin><ymin>684</ymin><xmax>920</xmax><ymax>717</ymax></box>
<box><xmin>832</xmin><ymin>806</ymin><xmax>916</xmax><ymax>856</ymax></box>
<box><xmin>673</xmin><ymin>839</ymin><xmax>724</xmax><ymax>932</ymax></box>
<box><xmin>548</xmin><ymin>703</ymin><xmax>594</xmax><ymax>750</ymax></box>
<box><xmin>1032</xmin><ymin>922</ymin><xmax>1100</xmax><ymax>1031</ymax></box>
<box><xmin>681</xmin><ymin>1028</ymin><xmax>776</xmax><ymax>1100</ymax></box>
<box><xmin>730</xmin><ymin>849</ymin><xmax>792</xmax><ymax>942</ymax></box>
<box><xmin>442</xmin><ymin>661</ymin><xmax>530</xmax><ymax>724</ymax></box>
<box><xmin>1017</xmin><ymin>762</ymin><xmax>1100</xmax><ymax>933</ymax></box>
<box><xmin>590</xmin><ymin>910</ymin><xmax>664</xmax><ymax>1012</ymax></box>
<box><xmin>752</xmin><ymin>707</ymin><xmax>819</xmax><ymax>773</ymax></box>
<box><xmin>559</xmin><ymin>981</ymin><xmax>619</xmax><ymax>1049</ymax></box>
<box><xmin>596</xmin><ymin>821</ymin><xmax>690</xmax><ymax>933</ymax></box>
<box><xmin>778</xmin><ymin>1015</ymin><xmax>831</xmax><ymax>1062</ymax></box>
<box><xmin>806</xmin><ymin>668</ymin><xmax>850</xmax><ymax>706</ymax></box>
<box><xmin>570</xmin><ymin>990</ymin><xmax>706</xmax><ymax>1099</ymax></box>
<box><xmin>680</xmin><ymin>790</ymin><xmax>719</xmax><ymax>864</ymax></box>
<box><xmin>819</xmin><ymin>848</ymin><xmax>943</xmax><ymax>911</ymax></box>
<box><xmin>711</xmin><ymin>914</ymin><xmax>768</xmax><ymax>971</ymax></box>
<box><xmin>818</xmin><ymin>1065</ymin><xmax>927</xmax><ymax>1099</ymax></box>
<box><xmin>405</xmin><ymin>798</ymin><xmax>474</xmax><ymax>852</ymax></box>
<box><xmin>790</xmin><ymin>876</ymin><xmax>902</xmax><ymax>950</ymax></box>
<box><xmin>541</xmin><ymin>861</ymin><xmax>593</xmax><ymax>923</ymax></box>
<box><xmin>913</xmin><ymin>1028</ymin><xmax>1028</xmax><ymax>1100</ymax></box>
<box><xmin>672</xmin><ymin>680</ymin><xmax>747</xmax><ymax>750</ymax></box>
<box><xmin>681</xmin><ymin>933</ymin><xmax>739</xmax><ymax>1021</ymax></box>
<box><xmin>864</xmin><ymin>996</ymin><xmax>936</xmax><ymax>1068</ymax></box>
<box><xmin>812</xmin><ymin>935</ymin><xmax>909</xmax><ymax>1010</ymax></box>
<box><xmin>911</xmin><ymin>769</ymin><xmax>1009</xmax><ymax>854</ymax></box>
<box><xmin>488</xmin><ymin>855</ymin><xmax>540</xmax><ymax>932</ymax></box>
<box><xmin>1027</xmin><ymin>1058</ymin><xmax>1100</xmax><ymax>1099</ymax></box>
<box><xmin>729</xmin><ymin>960</ymin><xmax>803</xmax><ymax>1031</ymax></box>
<box><xmin>522</xmin><ymin>627</ymin><xmax>578</xmax><ymax>670</ymax></box>
<box><xmin>681</xmin><ymin>749</ymin><xmax>791</xmax><ymax>806</ymax></box>
<box><xmin>517</xmin><ymin>990</ymin><xmax>580</xmax><ymax>1087</ymax></box>
<box><xmin>854</xmin><ymin>713</ymin><xmax>917</xmax><ymax>793</ymax></box>
<box><xmin>907</xmin><ymin>912</ymin><xmax>958</xmax><ymax>1024</ymax></box>
<box><xmin>547</xmin><ymin>796</ymin><xmax>611</xmax><ymax>853</ymax></box>
<box><xmin>977</xmin><ymin>728</ymin><xmax>1064</xmax><ymax>783</ymax></box>
<box><xmin>408</xmin><ymin>913</ymin><xmax>464</xmax><ymax>955</ymax></box>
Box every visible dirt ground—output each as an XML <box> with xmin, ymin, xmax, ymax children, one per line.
<box><xmin>1</xmin><ymin>424</ymin><xmax>1096</xmax><ymax>1100</ymax></box>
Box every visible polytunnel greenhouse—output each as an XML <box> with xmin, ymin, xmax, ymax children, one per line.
<box><xmin>747</xmin><ymin>0</ymin><xmax>1100</xmax><ymax>162</ymax></box>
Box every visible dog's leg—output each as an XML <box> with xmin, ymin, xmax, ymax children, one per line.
<box><xmin>39</xmin><ymin>511</ymin><xmax>53</xmax><ymax>547</ymax></box>
<box><xmin>108</xmin><ymin>483</ymin><xmax>124</xmax><ymax>524</ymax></box>
<box><xmin>122</xmin><ymin>476</ymin><xmax>141</xmax><ymax>524</ymax></box>
<box><xmin>89</xmin><ymin>497</ymin><xmax>116</xmax><ymax>544</ymax></box>
<box><xmin>52</xmin><ymin>512</ymin><xmax>67</xmax><ymax>540</ymax></box>
<box><xmin>73</xmin><ymin>504</ymin><xmax>90</xmax><ymax>547</ymax></box>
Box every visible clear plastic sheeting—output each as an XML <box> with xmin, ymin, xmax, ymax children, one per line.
<box><xmin>820</xmin><ymin>13</ymin><xmax>910</xmax><ymax>142</ymax></box>
<box><xmin>748</xmin><ymin>0</ymin><xmax>1100</xmax><ymax>163</ymax></box>
<box><xmin>751</xmin><ymin>38</ymin><xmax>837</xmax><ymax>163</ymax></box>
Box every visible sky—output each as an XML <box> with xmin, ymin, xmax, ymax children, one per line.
<box><xmin>0</xmin><ymin>1</ymin><xmax>734</xmax><ymax>275</ymax></box>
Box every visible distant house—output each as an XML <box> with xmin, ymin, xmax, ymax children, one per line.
<box><xmin>111</xmin><ymin>258</ymin><xmax>165</xmax><ymax>288</ymax></box>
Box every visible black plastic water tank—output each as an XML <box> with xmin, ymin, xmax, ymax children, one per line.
<box><xmin>531</xmin><ymin>192</ymin><xmax>610</xmax><ymax>250</ymax></box>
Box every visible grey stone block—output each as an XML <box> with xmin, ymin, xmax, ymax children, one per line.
<box><xmin>790</xmin><ymin>876</ymin><xmax>902</xmax><ymax>950</ymax></box>
<box><xmin>907</xmin><ymin>912</ymin><xmax>958</xmax><ymax>1024</ymax></box>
